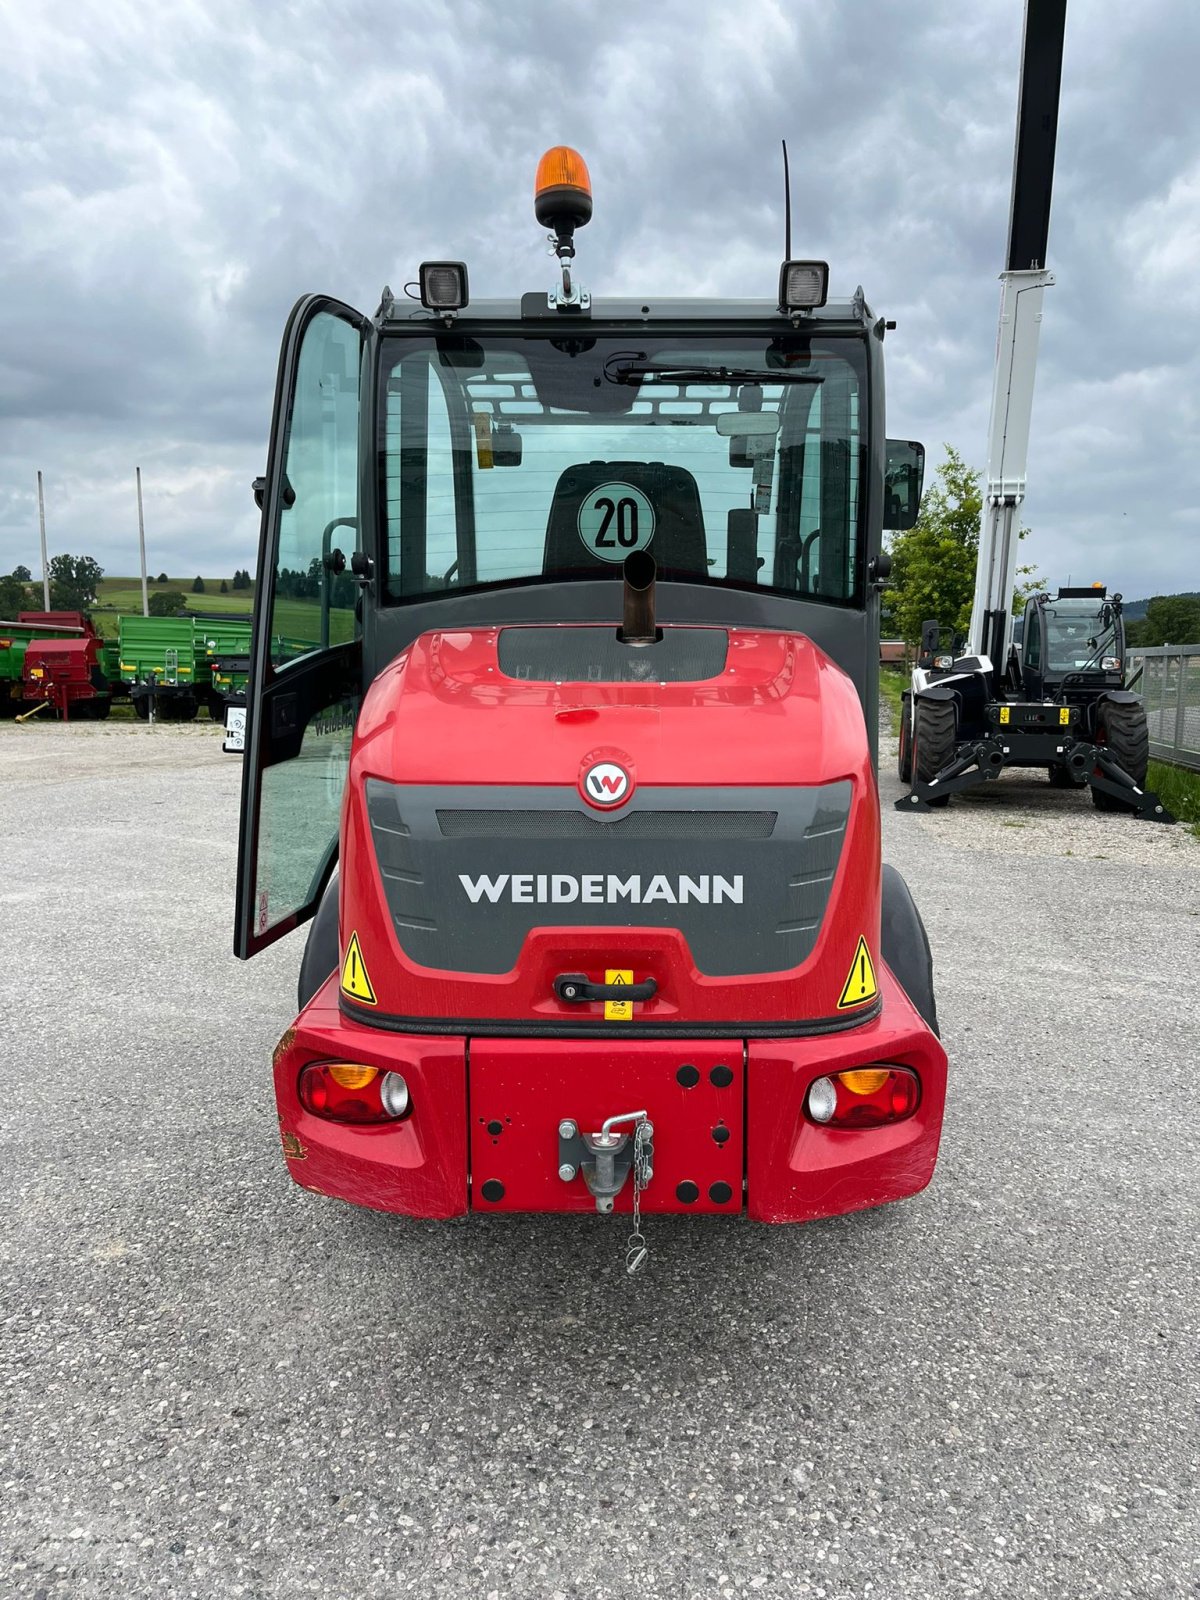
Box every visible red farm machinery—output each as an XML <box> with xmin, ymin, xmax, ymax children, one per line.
<box><xmin>234</xmin><ymin>147</ymin><xmax>948</xmax><ymax>1268</ymax></box>
<box><xmin>1</xmin><ymin>612</ymin><xmax>113</xmax><ymax>721</ymax></box>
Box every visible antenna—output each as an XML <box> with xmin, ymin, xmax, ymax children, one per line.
<box><xmin>781</xmin><ymin>140</ymin><xmax>793</xmax><ymax>259</ymax></box>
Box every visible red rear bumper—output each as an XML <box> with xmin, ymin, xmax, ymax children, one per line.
<box><xmin>272</xmin><ymin>967</ymin><xmax>947</xmax><ymax>1224</ymax></box>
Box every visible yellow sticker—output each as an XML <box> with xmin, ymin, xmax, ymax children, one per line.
<box><xmin>999</xmin><ymin>706</ymin><xmax>1010</xmax><ymax>724</ymax></box>
<box><xmin>472</xmin><ymin>411</ymin><xmax>494</xmax><ymax>470</ymax></box>
<box><xmin>837</xmin><ymin>937</ymin><xmax>878</xmax><ymax>1010</ymax></box>
<box><xmin>1059</xmin><ymin>707</ymin><xmax>1070</xmax><ymax>725</ymax></box>
<box><xmin>605</xmin><ymin>968</ymin><xmax>633</xmax><ymax>1022</ymax></box>
<box><xmin>340</xmin><ymin>931</ymin><xmax>377</xmax><ymax>1005</ymax></box>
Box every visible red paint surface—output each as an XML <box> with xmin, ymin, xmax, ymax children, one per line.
<box><xmin>268</xmin><ymin>621</ymin><xmax>948</xmax><ymax>1226</ymax></box>
<box><xmin>273</xmin><ymin>979</ymin><xmax>468</xmax><ymax>1219</ymax></box>
<box><xmin>470</xmin><ymin>1039</ymin><xmax>743</xmax><ymax>1213</ymax></box>
<box><xmin>272</xmin><ymin>972</ymin><xmax>947</xmax><ymax>1224</ymax></box>
<box><xmin>21</xmin><ymin>634</ymin><xmax>106</xmax><ymax>718</ymax></box>
<box><xmin>340</xmin><ymin>624</ymin><xmax>881</xmax><ymax>1028</ymax></box>
<box><xmin>747</xmin><ymin>963</ymin><xmax>947</xmax><ymax>1223</ymax></box>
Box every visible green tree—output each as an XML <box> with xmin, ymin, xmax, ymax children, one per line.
<box><xmin>220</xmin><ymin>578</ymin><xmax>229</xmax><ymax>594</ymax></box>
<box><xmin>885</xmin><ymin>446</ymin><xmax>980</xmax><ymax>647</ymax></box>
<box><xmin>0</xmin><ymin>573</ymin><xmax>31</xmax><ymax>616</ymax></box>
<box><xmin>47</xmin><ymin>553</ymin><xmax>104</xmax><ymax>611</ymax></box>
<box><xmin>1133</xmin><ymin>594</ymin><xmax>1200</xmax><ymax>646</ymax></box>
<box><xmin>148</xmin><ymin>589</ymin><xmax>187</xmax><ymax>616</ymax></box>
<box><xmin>12</xmin><ymin>564</ymin><xmax>32</xmax><ymax>583</ymax></box>
<box><xmin>885</xmin><ymin>446</ymin><xmax>1036</xmax><ymax>647</ymax></box>
<box><xmin>192</xmin><ymin>575</ymin><xmax>206</xmax><ymax>594</ymax></box>
<box><xmin>156</xmin><ymin>571</ymin><xmax>169</xmax><ymax>583</ymax></box>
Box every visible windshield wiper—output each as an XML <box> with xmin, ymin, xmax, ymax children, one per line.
<box><xmin>605</xmin><ymin>360</ymin><xmax>825</xmax><ymax>387</ymax></box>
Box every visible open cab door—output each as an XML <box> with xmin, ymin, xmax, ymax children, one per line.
<box><xmin>235</xmin><ymin>295</ymin><xmax>368</xmax><ymax>959</ymax></box>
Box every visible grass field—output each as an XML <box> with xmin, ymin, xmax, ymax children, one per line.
<box><xmin>89</xmin><ymin>578</ymin><xmax>353</xmax><ymax>648</ymax></box>
<box><xmin>878</xmin><ymin>667</ymin><xmax>908</xmax><ymax>728</ymax></box>
<box><xmin>90</xmin><ymin>578</ymin><xmax>254</xmax><ymax>638</ymax></box>
<box><xmin>1147</xmin><ymin>759</ymin><xmax>1200</xmax><ymax>836</ymax></box>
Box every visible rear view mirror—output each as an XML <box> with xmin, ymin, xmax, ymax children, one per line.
<box><xmin>884</xmin><ymin>440</ymin><xmax>924</xmax><ymax>529</ymax></box>
<box><xmin>716</xmin><ymin>413</ymin><xmax>780</xmax><ymax>438</ymax></box>
<box><xmin>721</xmin><ymin>410</ymin><xmax>780</xmax><ymax>469</ymax></box>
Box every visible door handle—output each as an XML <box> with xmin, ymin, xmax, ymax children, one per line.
<box><xmin>554</xmin><ymin>973</ymin><xmax>658</xmax><ymax>1004</ymax></box>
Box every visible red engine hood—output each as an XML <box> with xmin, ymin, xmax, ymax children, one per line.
<box><xmin>354</xmin><ymin>623</ymin><xmax>867</xmax><ymax>788</ymax></box>
<box><xmin>340</xmin><ymin>622</ymin><xmax>881</xmax><ymax>1028</ymax></box>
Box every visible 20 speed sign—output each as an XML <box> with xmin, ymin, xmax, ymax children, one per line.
<box><xmin>576</xmin><ymin>482</ymin><xmax>656</xmax><ymax>562</ymax></box>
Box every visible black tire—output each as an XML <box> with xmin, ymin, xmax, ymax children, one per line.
<box><xmin>880</xmin><ymin>864</ymin><xmax>939</xmax><ymax>1035</ymax></box>
<box><xmin>132</xmin><ymin>696</ymin><xmax>150</xmax><ymax>720</ymax></box>
<box><xmin>298</xmin><ymin>868</ymin><xmax>340</xmax><ymax>1010</ymax></box>
<box><xmin>913</xmin><ymin>697</ymin><xmax>956</xmax><ymax>807</ymax></box>
<box><xmin>1092</xmin><ymin>699</ymin><xmax>1149</xmax><ymax>813</ymax></box>
<box><xmin>92</xmin><ymin>697</ymin><xmax>111</xmax><ymax>721</ymax></box>
<box><xmin>175</xmin><ymin>699</ymin><xmax>198</xmax><ymax>723</ymax></box>
<box><xmin>897</xmin><ymin>691</ymin><xmax>913</xmax><ymax>783</ymax></box>
<box><xmin>1048</xmin><ymin>764</ymin><xmax>1085</xmax><ymax>789</ymax></box>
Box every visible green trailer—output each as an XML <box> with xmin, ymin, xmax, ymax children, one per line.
<box><xmin>118</xmin><ymin>615</ymin><xmax>209</xmax><ymax>720</ymax></box>
<box><xmin>198</xmin><ymin>618</ymin><xmax>253</xmax><ymax>716</ymax></box>
<box><xmin>196</xmin><ymin>619</ymin><xmax>313</xmax><ymax>719</ymax></box>
<box><xmin>98</xmin><ymin>638</ymin><xmax>130</xmax><ymax>702</ymax></box>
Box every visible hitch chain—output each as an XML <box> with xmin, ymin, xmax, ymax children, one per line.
<box><xmin>557</xmin><ymin>1109</ymin><xmax>654</xmax><ymax>1273</ymax></box>
<box><xmin>626</xmin><ymin>1116</ymin><xmax>653</xmax><ymax>1276</ymax></box>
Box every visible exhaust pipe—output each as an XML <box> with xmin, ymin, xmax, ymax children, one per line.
<box><xmin>619</xmin><ymin>550</ymin><xmax>657</xmax><ymax>645</ymax></box>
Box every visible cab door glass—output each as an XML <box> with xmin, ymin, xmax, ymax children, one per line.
<box><xmin>251</xmin><ymin>308</ymin><xmax>362</xmax><ymax>945</ymax></box>
<box><xmin>271</xmin><ymin>312</ymin><xmax>362</xmax><ymax>665</ymax></box>
<box><xmin>1023</xmin><ymin>602</ymin><xmax>1041</xmax><ymax>670</ymax></box>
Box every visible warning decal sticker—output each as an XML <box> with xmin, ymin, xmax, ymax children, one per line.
<box><xmin>340</xmin><ymin>932</ymin><xmax>377</xmax><ymax>1005</ymax></box>
<box><xmin>604</xmin><ymin>968</ymin><xmax>634</xmax><ymax>1022</ymax></box>
<box><xmin>837</xmin><ymin>936</ymin><xmax>878</xmax><ymax>1011</ymax></box>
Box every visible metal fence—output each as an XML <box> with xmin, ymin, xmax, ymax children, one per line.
<box><xmin>1126</xmin><ymin>645</ymin><xmax>1200</xmax><ymax>772</ymax></box>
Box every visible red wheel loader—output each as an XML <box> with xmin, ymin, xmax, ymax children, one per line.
<box><xmin>235</xmin><ymin>149</ymin><xmax>947</xmax><ymax>1265</ymax></box>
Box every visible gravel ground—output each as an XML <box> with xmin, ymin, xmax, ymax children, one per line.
<box><xmin>1</xmin><ymin>718</ymin><xmax>1197</xmax><ymax>1600</ymax></box>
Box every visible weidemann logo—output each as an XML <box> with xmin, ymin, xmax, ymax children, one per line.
<box><xmin>459</xmin><ymin>873</ymin><xmax>744</xmax><ymax>906</ymax></box>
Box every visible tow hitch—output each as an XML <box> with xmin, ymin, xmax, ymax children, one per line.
<box><xmin>559</xmin><ymin>1110</ymin><xmax>655</xmax><ymax>1274</ymax></box>
<box><xmin>558</xmin><ymin>1110</ymin><xmax>654</xmax><ymax>1212</ymax></box>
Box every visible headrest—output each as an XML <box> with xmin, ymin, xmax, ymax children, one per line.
<box><xmin>543</xmin><ymin>460</ymin><xmax>707</xmax><ymax>579</ymax></box>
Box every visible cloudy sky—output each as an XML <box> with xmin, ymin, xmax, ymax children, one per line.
<box><xmin>2</xmin><ymin>0</ymin><xmax>1197</xmax><ymax>599</ymax></box>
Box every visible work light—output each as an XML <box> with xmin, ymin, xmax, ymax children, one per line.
<box><xmin>419</xmin><ymin>261</ymin><xmax>469</xmax><ymax>311</ymax></box>
<box><xmin>778</xmin><ymin>260</ymin><xmax>829</xmax><ymax>310</ymax></box>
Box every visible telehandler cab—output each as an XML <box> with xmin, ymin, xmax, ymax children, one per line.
<box><xmin>235</xmin><ymin>148</ymin><xmax>948</xmax><ymax>1267</ymax></box>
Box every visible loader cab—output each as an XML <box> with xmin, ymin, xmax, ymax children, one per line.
<box><xmin>1020</xmin><ymin>587</ymin><xmax>1126</xmax><ymax>700</ymax></box>
<box><xmin>235</xmin><ymin>181</ymin><xmax>922</xmax><ymax>958</ymax></box>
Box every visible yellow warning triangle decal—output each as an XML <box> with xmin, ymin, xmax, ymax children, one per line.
<box><xmin>340</xmin><ymin>931</ymin><xmax>377</xmax><ymax>1005</ymax></box>
<box><xmin>837</xmin><ymin>936</ymin><xmax>878</xmax><ymax>1011</ymax></box>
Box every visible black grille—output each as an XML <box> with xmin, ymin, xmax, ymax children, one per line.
<box><xmin>497</xmin><ymin>626</ymin><xmax>728</xmax><ymax>684</ymax></box>
<box><xmin>436</xmin><ymin>809</ymin><xmax>777</xmax><ymax>840</ymax></box>
<box><xmin>366</xmin><ymin>779</ymin><xmax>850</xmax><ymax>978</ymax></box>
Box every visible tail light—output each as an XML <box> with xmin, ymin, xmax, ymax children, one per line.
<box><xmin>298</xmin><ymin>1062</ymin><xmax>410</xmax><ymax>1124</ymax></box>
<box><xmin>806</xmin><ymin>1066</ymin><xmax>920</xmax><ymax>1128</ymax></box>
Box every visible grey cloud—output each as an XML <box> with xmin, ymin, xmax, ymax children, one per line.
<box><xmin>1</xmin><ymin>0</ymin><xmax>1197</xmax><ymax>598</ymax></box>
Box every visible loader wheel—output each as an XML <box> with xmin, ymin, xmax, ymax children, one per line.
<box><xmin>913</xmin><ymin>697</ymin><xmax>956</xmax><ymax>807</ymax></box>
<box><xmin>298</xmin><ymin>868</ymin><xmax>340</xmax><ymax>1010</ymax></box>
<box><xmin>881</xmin><ymin>865</ymin><xmax>938</xmax><ymax>1035</ymax></box>
<box><xmin>1091</xmin><ymin>700</ymin><xmax>1149</xmax><ymax>813</ymax></box>
<box><xmin>133</xmin><ymin>696</ymin><xmax>150</xmax><ymax>720</ymax></box>
<box><xmin>897</xmin><ymin>692</ymin><xmax>913</xmax><ymax>783</ymax></box>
